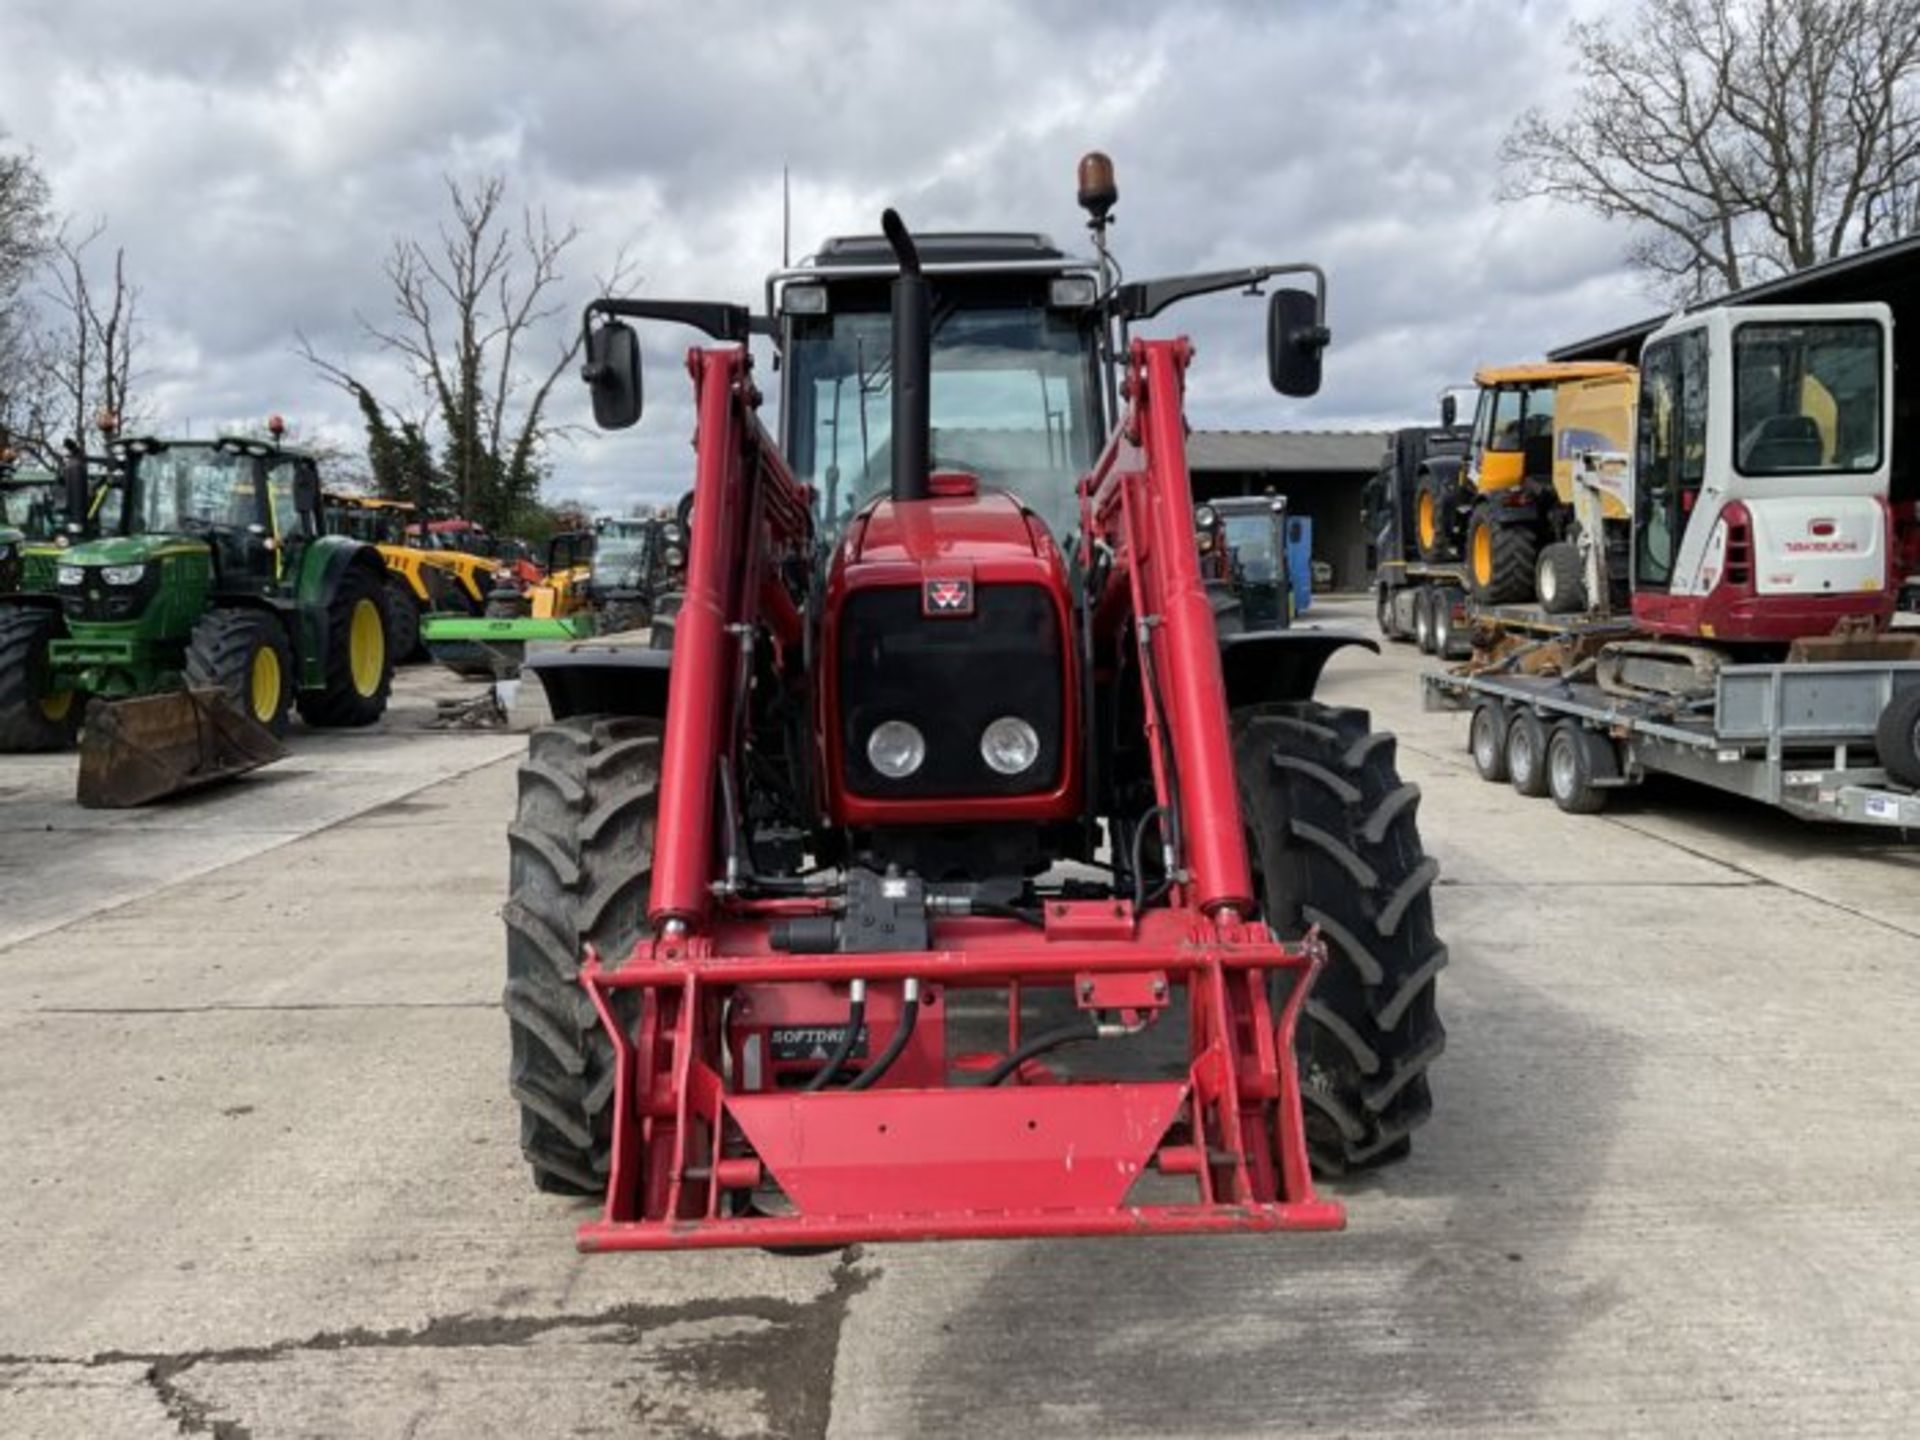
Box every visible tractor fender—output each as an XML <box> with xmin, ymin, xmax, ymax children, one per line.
<box><xmin>294</xmin><ymin>538</ymin><xmax>387</xmax><ymax>689</ymax></box>
<box><xmin>526</xmin><ymin>643</ymin><xmax>671</xmax><ymax>722</ymax></box>
<box><xmin>1219</xmin><ymin>629</ymin><xmax>1378</xmax><ymax>709</ymax></box>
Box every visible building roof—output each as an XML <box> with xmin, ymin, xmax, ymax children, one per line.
<box><xmin>1551</xmin><ymin>231</ymin><xmax>1920</xmax><ymax>361</ymax></box>
<box><xmin>1188</xmin><ymin>429</ymin><xmax>1389</xmax><ymax>474</ymax></box>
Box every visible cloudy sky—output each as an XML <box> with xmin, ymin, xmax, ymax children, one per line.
<box><xmin>1</xmin><ymin>0</ymin><xmax>1651</xmax><ymax>513</ymax></box>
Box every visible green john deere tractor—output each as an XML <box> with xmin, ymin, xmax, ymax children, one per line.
<box><xmin>0</xmin><ymin>434</ymin><xmax>395</xmax><ymax>766</ymax></box>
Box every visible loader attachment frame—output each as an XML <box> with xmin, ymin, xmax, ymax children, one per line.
<box><xmin>578</xmin><ymin>908</ymin><xmax>1340</xmax><ymax>1250</ymax></box>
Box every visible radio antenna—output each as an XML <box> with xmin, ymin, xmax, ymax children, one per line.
<box><xmin>782</xmin><ymin>165</ymin><xmax>792</xmax><ymax>268</ymax></box>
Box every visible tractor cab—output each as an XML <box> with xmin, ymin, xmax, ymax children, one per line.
<box><xmin>1197</xmin><ymin>494</ymin><xmax>1293</xmax><ymax>631</ymax></box>
<box><xmin>97</xmin><ymin>435</ymin><xmax>325</xmax><ymax>596</ymax></box>
<box><xmin>773</xmin><ymin>232</ymin><xmax>1107</xmax><ymax>545</ymax></box>
<box><xmin>323</xmin><ymin>493</ymin><xmax>412</xmax><ymax>547</ymax></box>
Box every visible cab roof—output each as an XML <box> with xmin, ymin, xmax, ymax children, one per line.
<box><xmin>1472</xmin><ymin>361</ymin><xmax>1636</xmax><ymax>387</ymax></box>
<box><xmin>811</xmin><ymin>232</ymin><xmax>1067</xmax><ymax>268</ymax></box>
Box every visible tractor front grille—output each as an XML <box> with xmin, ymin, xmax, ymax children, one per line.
<box><xmin>836</xmin><ymin>582</ymin><xmax>1064</xmax><ymax>799</ymax></box>
<box><xmin>58</xmin><ymin>567</ymin><xmax>160</xmax><ymax>622</ymax></box>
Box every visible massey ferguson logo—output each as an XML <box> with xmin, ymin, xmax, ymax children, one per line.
<box><xmin>924</xmin><ymin>577</ymin><xmax>974</xmax><ymax>615</ymax></box>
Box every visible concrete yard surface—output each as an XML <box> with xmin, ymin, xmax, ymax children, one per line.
<box><xmin>3</xmin><ymin>604</ymin><xmax>1919</xmax><ymax>1437</ymax></box>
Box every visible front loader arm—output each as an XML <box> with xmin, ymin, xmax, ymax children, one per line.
<box><xmin>1083</xmin><ymin>337</ymin><xmax>1255</xmax><ymax>918</ymax></box>
<box><xmin>649</xmin><ymin>346</ymin><xmax>812</xmax><ymax>931</ymax></box>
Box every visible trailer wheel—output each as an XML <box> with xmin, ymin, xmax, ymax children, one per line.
<box><xmin>0</xmin><ymin>606</ymin><xmax>80</xmax><ymax>752</ymax></box>
<box><xmin>1233</xmin><ymin>703</ymin><xmax>1446</xmax><ymax>1175</ymax></box>
<box><xmin>1467</xmin><ymin>504</ymin><xmax>1538</xmax><ymax>605</ymax></box>
<box><xmin>1546</xmin><ymin>722</ymin><xmax>1614</xmax><ymax>814</ymax></box>
<box><xmin>1536</xmin><ymin>542</ymin><xmax>1587</xmax><ymax>614</ymax></box>
<box><xmin>1375</xmin><ymin>584</ymin><xmax>1399</xmax><ymax>641</ymax></box>
<box><xmin>1413</xmin><ymin>588</ymin><xmax>1436</xmax><ymax>653</ymax></box>
<box><xmin>505</xmin><ymin>715</ymin><xmax>661</xmax><ymax>1195</ymax></box>
<box><xmin>1505</xmin><ymin>710</ymin><xmax>1551</xmax><ymax>797</ymax></box>
<box><xmin>1469</xmin><ymin>700</ymin><xmax>1509</xmax><ymax>782</ymax></box>
<box><xmin>1876</xmin><ymin>688</ymin><xmax>1920</xmax><ymax>789</ymax></box>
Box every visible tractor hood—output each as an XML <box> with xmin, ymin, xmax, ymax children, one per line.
<box><xmin>60</xmin><ymin>534</ymin><xmax>206</xmax><ymax>567</ymax></box>
<box><xmin>845</xmin><ymin>486</ymin><xmax>1054</xmax><ymax>567</ymax></box>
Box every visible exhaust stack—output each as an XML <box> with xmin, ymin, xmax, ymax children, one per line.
<box><xmin>881</xmin><ymin>209</ymin><xmax>930</xmax><ymax>504</ymax></box>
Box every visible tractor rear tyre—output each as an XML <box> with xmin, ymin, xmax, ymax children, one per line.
<box><xmin>1466</xmin><ymin>504</ymin><xmax>1538</xmax><ymax>605</ymax></box>
<box><xmin>1414</xmin><ymin>469</ymin><xmax>1456</xmax><ymax>562</ymax></box>
<box><xmin>1536</xmin><ymin>541</ymin><xmax>1586</xmax><ymax>614</ymax></box>
<box><xmin>1207</xmin><ymin>580</ymin><xmax>1246</xmax><ymax>639</ymax></box>
<box><xmin>1233</xmin><ymin>703</ymin><xmax>1446</xmax><ymax>1175</ymax></box>
<box><xmin>0</xmin><ymin>606</ymin><xmax>81</xmax><ymax>752</ymax></box>
<box><xmin>1876</xmin><ymin>688</ymin><xmax>1920</xmax><ymax>789</ymax></box>
<box><xmin>1505</xmin><ymin>710</ymin><xmax>1551</xmax><ymax>798</ymax></box>
<box><xmin>384</xmin><ymin>577</ymin><xmax>424</xmax><ymax>662</ymax></box>
<box><xmin>184</xmin><ymin>608</ymin><xmax>296</xmax><ymax>736</ymax></box>
<box><xmin>596</xmin><ymin>598</ymin><xmax>651</xmax><ymax>637</ymax></box>
<box><xmin>1468</xmin><ymin>701</ymin><xmax>1509</xmax><ymax>783</ymax></box>
<box><xmin>504</xmin><ymin>715</ymin><xmax>661</xmax><ymax>1194</ymax></box>
<box><xmin>296</xmin><ymin>564</ymin><xmax>393</xmax><ymax>728</ymax></box>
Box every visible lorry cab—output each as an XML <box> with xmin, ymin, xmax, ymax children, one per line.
<box><xmin>1631</xmin><ymin>302</ymin><xmax>1894</xmax><ymax>641</ymax></box>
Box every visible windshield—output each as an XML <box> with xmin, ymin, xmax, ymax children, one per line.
<box><xmin>1221</xmin><ymin>512</ymin><xmax>1278</xmax><ymax>579</ymax></box>
<box><xmin>786</xmin><ymin>297</ymin><xmax>1100</xmax><ymax>542</ymax></box>
<box><xmin>595</xmin><ymin>532</ymin><xmax>651</xmax><ymax>585</ymax></box>
<box><xmin>134</xmin><ymin>446</ymin><xmax>259</xmax><ymax>534</ymax></box>
<box><xmin>1</xmin><ymin>479</ymin><xmax>61</xmax><ymax>538</ymax></box>
<box><xmin>1733</xmin><ymin>321</ymin><xmax>1882</xmax><ymax>476</ymax></box>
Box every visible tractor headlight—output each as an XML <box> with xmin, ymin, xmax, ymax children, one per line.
<box><xmin>57</xmin><ymin>565</ymin><xmax>84</xmax><ymax>587</ymax></box>
<box><xmin>663</xmin><ymin>522</ymin><xmax>684</xmax><ymax>544</ymax></box>
<box><xmin>1196</xmin><ymin>530</ymin><xmax>1214</xmax><ymax>553</ymax></box>
<box><xmin>866</xmin><ymin>719</ymin><xmax>927</xmax><ymax>779</ymax></box>
<box><xmin>1194</xmin><ymin>504</ymin><xmax>1217</xmax><ymax>529</ymax></box>
<box><xmin>979</xmin><ymin>716</ymin><xmax>1041</xmax><ymax>776</ymax></box>
<box><xmin>664</xmin><ymin>545</ymin><xmax>686</xmax><ymax>569</ymax></box>
<box><xmin>101</xmin><ymin>564</ymin><xmax>146</xmax><ymax>586</ymax></box>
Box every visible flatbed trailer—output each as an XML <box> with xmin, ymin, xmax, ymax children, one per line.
<box><xmin>1424</xmin><ymin>658</ymin><xmax>1920</xmax><ymax>829</ymax></box>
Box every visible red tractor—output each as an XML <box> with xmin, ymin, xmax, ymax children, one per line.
<box><xmin>508</xmin><ymin>156</ymin><xmax>1445</xmax><ymax>1250</ymax></box>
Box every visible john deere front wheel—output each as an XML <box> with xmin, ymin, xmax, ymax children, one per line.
<box><xmin>185</xmin><ymin>608</ymin><xmax>295</xmax><ymax>736</ymax></box>
<box><xmin>297</xmin><ymin>564</ymin><xmax>393</xmax><ymax>728</ymax></box>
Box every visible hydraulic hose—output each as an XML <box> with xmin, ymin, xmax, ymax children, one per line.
<box><xmin>980</xmin><ymin>1019</ymin><xmax>1101</xmax><ymax>1087</ymax></box>
<box><xmin>802</xmin><ymin>979</ymin><xmax>866</xmax><ymax>1092</ymax></box>
<box><xmin>847</xmin><ymin>978</ymin><xmax>920</xmax><ymax>1091</ymax></box>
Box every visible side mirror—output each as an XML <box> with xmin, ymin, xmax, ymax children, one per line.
<box><xmin>582</xmin><ymin>320</ymin><xmax>643</xmax><ymax>430</ymax></box>
<box><xmin>1441</xmin><ymin>393</ymin><xmax>1458</xmax><ymax>428</ymax></box>
<box><xmin>292</xmin><ymin>465</ymin><xmax>321</xmax><ymax>518</ymax></box>
<box><xmin>1267</xmin><ymin>287</ymin><xmax>1329</xmax><ymax>398</ymax></box>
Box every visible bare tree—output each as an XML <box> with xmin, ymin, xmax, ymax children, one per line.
<box><xmin>0</xmin><ymin>132</ymin><xmax>53</xmax><ymax>453</ymax></box>
<box><xmin>26</xmin><ymin>219</ymin><xmax>142</xmax><ymax>458</ymax></box>
<box><xmin>301</xmin><ymin>174</ymin><xmax>634</xmax><ymax>531</ymax></box>
<box><xmin>1502</xmin><ymin>0</ymin><xmax>1920</xmax><ymax>299</ymax></box>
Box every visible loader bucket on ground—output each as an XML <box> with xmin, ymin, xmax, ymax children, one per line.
<box><xmin>76</xmin><ymin>688</ymin><xmax>287</xmax><ymax>808</ymax></box>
